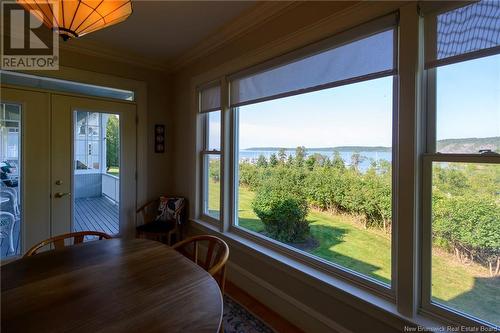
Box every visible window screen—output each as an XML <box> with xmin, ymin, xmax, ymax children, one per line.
<box><xmin>425</xmin><ymin>1</ymin><xmax>500</xmax><ymax>68</ymax></box>
<box><xmin>230</xmin><ymin>14</ymin><xmax>397</xmax><ymax>107</ymax></box>
<box><xmin>199</xmin><ymin>83</ymin><xmax>221</xmax><ymax>113</ymax></box>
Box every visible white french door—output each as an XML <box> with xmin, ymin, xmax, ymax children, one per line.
<box><xmin>51</xmin><ymin>94</ymin><xmax>137</xmax><ymax>239</ymax></box>
<box><xmin>1</xmin><ymin>87</ymin><xmax>51</xmax><ymax>257</ymax></box>
<box><xmin>0</xmin><ymin>86</ymin><xmax>137</xmax><ymax>259</ymax></box>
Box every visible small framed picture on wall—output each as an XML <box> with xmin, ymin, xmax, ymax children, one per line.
<box><xmin>155</xmin><ymin>124</ymin><xmax>165</xmax><ymax>153</ymax></box>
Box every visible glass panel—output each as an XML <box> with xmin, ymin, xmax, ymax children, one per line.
<box><xmin>431</xmin><ymin>162</ymin><xmax>499</xmax><ymax>326</ymax></box>
<box><xmin>89</xmin><ymin>141</ymin><xmax>100</xmax><ymax>157</ymax></box>
<box><xmin>87</xmin><ymin>113</ymin><xmax>99</xmax><ymax>126</ymax></box>
<box><xmin>208</xmin><ymin>111</ymin><xmax>221</xmax><ymax>151</ymax></box>
<box><xmin>73</xmin><ymin>111</ymin><xmax>120</xmax><ymax>236</ymax></box>
<box><xmin>205</xmin><ymin>154</ymin><xmax>220</xmax><ymax>219</ymax></box>
<box><xmin>0</xmin><ymin>103</ymin><xmax>21</xmax><ymax>258</ymax></box>
<box><xmin>436</xmin><ymin>55</ymin><xmax>500</xmax><ymax>153</ymax></box>
<box><xmin>236</xmin><ymin>76</ymin><xmax>393</xmax><ymax>285</ymax></box>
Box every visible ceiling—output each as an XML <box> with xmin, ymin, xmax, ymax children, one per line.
<box><xmin>64</xmin><ymin>1</ymin><xmax>257</xmax><ymax>70</ymax></box>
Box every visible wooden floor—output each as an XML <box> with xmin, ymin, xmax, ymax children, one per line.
<box><xmin>1</xmin><ymin>196</ymin><xmax>118</xmax><ymax>259</ymax></box>
<box><xmin>74</xmin><ymin>196</ymin><xmax>119</xmax><ymax>235</ymax></box>
<box><xmin>225</xmin><ymin>281</ymin><xmax>304</xmax><ymax>333</ymax></box>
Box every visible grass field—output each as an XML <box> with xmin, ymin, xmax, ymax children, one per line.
<box><xmin>107</xmin><ymin>167</ymin><xmax>119</xmax><ymax>176</ymax></box>
<box><xmin>208</xmin><ymin>180</ymin><xmax>499</xmax><ymax>326</ymax></box>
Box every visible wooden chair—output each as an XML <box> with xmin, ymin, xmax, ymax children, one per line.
<box><xmin>136</xmin><ymin>197</ymin><xmax>186</xmax><ymax>245</ymax></box>
<box><xmin>173</xmin><ymin>235</ymin><xmax>229</xmax><ymax>293</ymax></box>
<box><xmin>24</xmin><ymin>231</ymin><xmax>112</xmax><ymax>257</ymax></box>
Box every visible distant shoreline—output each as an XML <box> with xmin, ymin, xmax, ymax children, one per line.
<box><xmin>243</xmin><ymin>136</ymin><xmax>499</xmax><ymax>153</ymax></box>
<box><xmin>243</xmin><ymin>146</ymin><xmax>391</xmax><ymax>152</ymax></box>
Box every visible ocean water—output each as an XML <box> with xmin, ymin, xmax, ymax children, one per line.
<box><xmin>239</xmin><ymin>149</ymin><xmax>392</xmax><ymax>172</ymax></box>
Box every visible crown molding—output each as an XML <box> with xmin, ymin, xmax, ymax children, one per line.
<box><xmin>167</xmin><ymin>1</ymin><xmax>299</xmax><ymax>73</ymax></box>
<box><xmin>59</xmin><ymin>38</ymin><xmax>170</xmax><ymax>73</ymax></box>
<box><xmin>58</xmin><ymin>1</ymin><xmax>298</xmax><ymax>75</ymax></box>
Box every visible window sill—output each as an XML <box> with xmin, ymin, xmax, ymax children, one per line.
<box><xmin>190</xmin><ymin>218</ymin><xmax>446</xmax><ymax>332</ymax></box>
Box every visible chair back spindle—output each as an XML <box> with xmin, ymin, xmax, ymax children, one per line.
<box><xmin>24</xmin><ymin>231</ymin><xmax>112</xmax><ymax>257</ymax></box>
<box><xmin>173</xmin><ymin>235</ymin><xmax>229</xmax><ymax>293</ymax></box>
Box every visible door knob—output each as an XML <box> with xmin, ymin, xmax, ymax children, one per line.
<box><xmin>54</xmin><ymin>192</ymin><xmax>71</xmax><ymax>198</ymax></box>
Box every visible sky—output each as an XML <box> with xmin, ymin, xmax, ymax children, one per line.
<box><xmin>210</xmin><ymin>54</ymin><xmax>500</xmax><ymax>150</ymax></box>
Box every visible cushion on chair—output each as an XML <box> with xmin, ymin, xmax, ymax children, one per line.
<box><xmin>136</xmin><ymin>220</ymin><xmax>175</xmax><ymax>234</ymax></box>
<box><xmin>156</xmin><ymin>197</ymin><xmax>185</xmax><ymax>222</ymax></box>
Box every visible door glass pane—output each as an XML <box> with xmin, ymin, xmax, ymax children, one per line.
<box><xmin>73</xmin><ymin>111</ymin><xmax>120</xmax><ymax>236</ymax></box>
<box><xmin>1</xmin><ymin>103</ymin><xmax>21</xmax><ymax>258</ymax></box>
<box><xmin>431</xmin><ymin>162</ymin><xmax>500</xmax><ymax>326</ymax></box>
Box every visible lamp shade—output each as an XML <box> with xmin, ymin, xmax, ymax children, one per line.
<box><xmin>16</xmin><ymin>0</ymin><xmax>132</xmax><ymax>40</ymax></box>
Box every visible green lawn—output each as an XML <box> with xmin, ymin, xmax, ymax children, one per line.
<box><xmin>107</xmin><ymin>167</ymin><xmax>119</xmax><ymax>176</ymax></box>
<box><xmin>210</xmin><ymin>180</ymin><xmax>499</xmax><ymax>326</ymax></box>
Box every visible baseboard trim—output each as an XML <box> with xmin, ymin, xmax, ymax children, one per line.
<box><xmin>227</xmin><ymin>261</ymin><xmax>352</xmax><ymax>333</ymax></box>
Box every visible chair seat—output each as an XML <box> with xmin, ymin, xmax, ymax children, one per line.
<box><xmin>136</xmin><ymin>220</ymin><xmax>175</xmax><ymax>234</ymax></box>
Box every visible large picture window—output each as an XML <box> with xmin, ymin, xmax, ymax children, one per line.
<box><xmin>423</xmin><ymin>1</ymin><xmax>500</xmax><ymax>328</ymax></box>
<box><xmin>230</xmin><ymin>15</ymin><xmax>397</xmax><ymax>288</ymax></box>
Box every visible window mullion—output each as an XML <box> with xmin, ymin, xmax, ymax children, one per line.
<box><xmin>397</xmin><ymin>2</ymin><xmax>421</xmax><ymax>318</ymax></box>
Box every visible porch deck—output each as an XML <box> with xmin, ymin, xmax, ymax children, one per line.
<box><xmin>0</xmin><ymin>196</ymin><xmax>118</xmax><ymax>258</ymax></box>
<box><xmin>74</xmin><ymin>196</ymin><xmax>119</xmax><ymax>235</ymax></box>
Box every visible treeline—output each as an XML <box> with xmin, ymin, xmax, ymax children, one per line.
<box><xmin>239</xmin><ymin>147</ymin><xmax>392</xmax><ymax>237</ymax></box>
<box><xmin>210</xmin><ymin>147</ymin><xmax>499</xmax><ymax>275</ymax></box>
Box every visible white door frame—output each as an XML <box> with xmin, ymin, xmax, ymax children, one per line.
<box><xmin>51</xmin><ymin>94</ymin><xmax>137</xmax><ymax>238</ymax></box>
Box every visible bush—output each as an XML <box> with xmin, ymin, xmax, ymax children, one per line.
<box><xmin>239</xmin><ymin>162</ymin><xmax>261</xmax><ymax>190</ymax></box>
<box><xmin>252</xmin><ymin>169</ymin><xmax>309</xmax><ymax>242</ymax></box>
<box><xmin>433</xmin><ymin>193</ymin><xmax>500</xmax><ymax>268</ymax></box>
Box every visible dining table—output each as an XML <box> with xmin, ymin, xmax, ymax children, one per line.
<box><xmin>1</xmin><ymin>238</ymin><xmax>223</xmax><ymax>333</ymax></box>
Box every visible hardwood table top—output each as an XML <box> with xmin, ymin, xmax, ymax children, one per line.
<box><xmin>1</xmin><ymin>238</ymin><xmax>223</xmax><ymax>333</ymax></box>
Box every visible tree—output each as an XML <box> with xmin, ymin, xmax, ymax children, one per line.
<box><xmin>350</xmin><ymin>153</ymin><xmax>365</xmax><ymax>171</ymax></box>
<box><xmin>277</xmin><ymin>148</ymin><xmax>287</xmax><ymax>164</ymax></box>
<box><xmin>295</xmin><ymin>146</ymin><xmax>306</xmax><ymax>167</ymax></box>
<box><xmin>269</xmin><ymin>153</ymin><xmax>278</xmax><ymax>167</ymax></box>
<box><xmin>252</xmin><ymin>169</ymin><xmax>309</xmax><ymax>242</ymax></box>
<box><xmin>256</xmin><ymin>154</ymin><xmax>268</xmax><ymax>168</ymax></box>
<box><xmin>332</xmin><ymin>151</ymin><xmax>345</xmax><ymax>169</ymax></box>
<box><xmin>106</xmin><ymin>116</ymin><xmax>119</xmax><ymax>170</ymax></box>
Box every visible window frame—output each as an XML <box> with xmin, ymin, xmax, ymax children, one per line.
<box><xmin>227</xmin><ymin>20</ymin><xmax>400</xmax><ymax>299</ymax></box>
<box><xmin>421</xmin><ymin>153</ymin><xmax>500</xmax><ymax>328</ymax></box>
<box><xmin>191</xmin><ymin>2</ymin><xmax>500</xmax><ymax>329</ymax></box>
<box><xmin>420</xmin><ymin>63</ymin><xmax>500</xmax><ymax>328</ymax></box>
<box><xmin>198</xmin><ymin>82</ymin><xmax>223</xmax><ymax>225</ymax></box>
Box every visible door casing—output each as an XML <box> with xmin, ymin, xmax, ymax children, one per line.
<box><xmin>1</xmin><ymin>85</ymin><xmax>137</xmax><ymax>255</ymax></box>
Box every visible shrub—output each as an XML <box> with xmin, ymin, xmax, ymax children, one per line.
<box><xmin>208</xmin><ymin>158</ymin><xmax>220</xmax><ymax>181</ymax></box>
<box><xmin>239</xmin><ymin>162</ymin><xmax>261</xmax><ymax>190</ymax></box>
<box><xmin>433</xmin><ymin>193</ymin><xmax>500</xmax><ymax>270</ymax></box>
<box><xmin>252</xmin><ymin>170</ymin><xmax>309</xmax><ymax>242</ymax></box>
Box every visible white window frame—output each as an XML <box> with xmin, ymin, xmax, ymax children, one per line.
<box><xmin>226</xmin><ymin>18</ymin><xmax>400</xmax><ymax>299</ymax></box>
<box><xmin>198</xmin><ymin>82</ymin><xmax>223</xmax><ymax>226</ymax></box>
<box><xmin>192</xmin><ymin>2</ymin><xmax>499</xmax><ymax>328</ymax></box>
<box><xmin>420</xmin><ymin>65</ymin><xmax>500</xmax><ymax>329</ymax></box>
